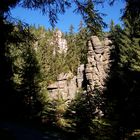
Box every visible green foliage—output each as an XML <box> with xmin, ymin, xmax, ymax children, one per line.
<box><xmin>1</xmin><ymin>1</ymin><xmax>140</xmax><ymax>139</ymax></box>
<box><xmin>119</xmin><ymin>19</ymin><xmax>140</xmax><ymax>71</ymax></box>
<box><xmin>1</xmin><ymin>0</ymin><xmax>106</xmax><ymax>30</ymax></box>
<box><xmin>74</xmin><ymin>0</ymin><xmax>106</xmax><ymax>35</ymax></box>
<box><xmin>30</xmin><ymin>26</ymin><xmax>89</xmax><ymax>128</ymax></box>
<box><xmin>65</xmin><ymin>34</ymin><xmax>80</xmax><ymax>74</ymax></box>
<box><xmin>64</xmin><ymin>88</ymin><xmax>108</xmax><ymax>140</ymax></box>
<box><xmin>109</xmin><ymin>20</ymin><xmax>122</xmax><ymax>66</ymax></box>
<box><xmin>106</xmin><ymin>1</ymin><xmax>140</xmax><ymax>139</ymax></box>
<box><xmin>7</xmin><ymin>24</ymin><xmax>42</xmax><ymax>119</ymax></box>
<box><xmin>32</xmin><ymin>27</ymin><xmax>73</xmax><ymax>86</ymax></box>
<box><xmin>41</xmin><ymin>96</ymin><xmax>72</xmax><ymax>131</ymax></box>
<box><xmin>109</xmin><ymin>0</ymin><xmax>140</xmax><ymax>72</ymax></box>
<box><xmin>65</xmin><ymin>23</ymin><xmax>88</xmax><ymax>74</ymax></box>
<box><xmin>76</xmin><ymin>21</ymin><xmax>89</xmax><ymax>64</ymax></box>
<box><xmin>0</xmin><ymin>20</ymin><xmax>42</xmax><ymax>120</ymax></box>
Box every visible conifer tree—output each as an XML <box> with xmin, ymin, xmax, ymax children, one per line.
<box><xmin>76</xmin><ymin>21</ymin><xmax>88</xmax><ymax>64</ymax></box>
<box><xmin>106</xmin><ymin>1</ymin><xmax>140</xmax><ymax>139</ymax></box>
<box><xmin>119</xmin><ymin>12</ymin><xmax>140</xmax><ymax>71</ymax></box>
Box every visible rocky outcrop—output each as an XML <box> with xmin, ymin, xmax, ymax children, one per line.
<box><xmin>85</xmin><ymin>36</ymin><xmax>111</xmax><ymax>92</ymax></box>
<box><xmin>77</xmin><ymin>64</ymin><xmax>85</xmax><ymax>89</ymax></box>
<box><xmin>47</xmin><ymin>72</ymin><xmax>77</xmax><ymax>100</ymax></box>
<box><xmin>53</xmin><ymin>30</ymin><xmax>68</xmax><ymax>54</ymax></box>
<box><xmin>47</xmin><ymin>35</ymin><xmax>112</xmax><ymax>100</ymax></box>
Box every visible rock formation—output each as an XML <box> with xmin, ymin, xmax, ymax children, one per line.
<box><xmin>77</xmin><ymin>64</ymin><xmax>85</xmax><ymax>89</ymax></box>
<box><xmin>47</xmin><ymin>72</ymin><xmax>77</xmax><ymax>100</ymax></box>
<box><xmin>85</xmin><ymin>36</ymin><xmax>111</xmax><ymax>92</ymax></box>
<box><xmin>53</xmin><ymin>30</ymin><xmax>68</xmax><ymax>54</ymax></box>
<box><xmin>47</xmin><ymin>35</ymin><xmax>112</xmax><ymax>101</ymax></box>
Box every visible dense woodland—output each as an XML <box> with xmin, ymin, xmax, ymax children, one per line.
<box><xmin>0</xmin><ymin>0</ymin><xmax>140</xmax><ymax>140</ymax></box>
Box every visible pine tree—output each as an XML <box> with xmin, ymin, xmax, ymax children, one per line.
<box><xmin>119</xmin><ymin>1</ymin><xmax>140</xmax><ymax>134</ymax></box>
<box><xmin>109</xmin><ymin>20</ymin><xmax>122</xmax><ymax>65</ymax></box>
<box><xmin>119</xmin><ymin>16</ymin><xmax>140</xmax><ymax>71</ymax></box>
<box><xmin>106</xmin><ymin>1</ymin><xmax>140</xmax><ymax>139</ymax></box>
<box><xmin>74</xmin><ymin>0</ymin><xmax>106</xmax><ymax>35</ymax></box>
<box><xmin>69</xmin><ymin>24</ymin><xmax>74</xmax><ymax>36</ymax></box>
<box><xmin>76</xmin><ymin>21</ymin><xmax>89</xmax><ymax>64</ymax></box>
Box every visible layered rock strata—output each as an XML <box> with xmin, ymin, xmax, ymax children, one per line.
<box><xmin>85</xmin><ymin>36</ymin><xmax>111</xmax><ymax>92</ymax></box>
<box><xmin>53</xmin><ymin>30</ymin><xmax>68</xmax><ymax>54</ymax></box>
<box><xmin>47</xmin><ymin>72</ymin><xmax>77</xmax><ymax>100</ymax></box>
<box><xmin>47</xmin><ymin>36</ymin><xmax>112</xmax><ymax>100</ymax></box>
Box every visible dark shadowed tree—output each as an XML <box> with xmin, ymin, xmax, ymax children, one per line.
<box><xmin>104</xmin><ymin>0</ymin><xmax>140</xmax><ymax>139</ymax></box>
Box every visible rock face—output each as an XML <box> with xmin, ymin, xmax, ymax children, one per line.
<box><xmin>53</xmin><ymin>30</ymin><xmax>68</xmax><ymax>54</ymax></box>
<box><xmin>85</xmin><ymin>36</ymin><xmax>111</xmax><ymax>92</ymax></box>
<box><xmin>77</xmin><ymin>64</ymin><xmax>85</xmax><ymax>89</ymax></box>
<box><xmin>47</xmin><ymin>72</ymin><xmax>77</xmax><ymax>100</ymax></box>
<box><xmin>47</xmin><ymin>35</ymin><xmax>112</xmax><ymax>100</ymax></box>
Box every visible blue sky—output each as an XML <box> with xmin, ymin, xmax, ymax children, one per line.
<box><xmin>11</xmin><ymin>1</ymin><xmax>125</xmax><ymax>33</ymax></box>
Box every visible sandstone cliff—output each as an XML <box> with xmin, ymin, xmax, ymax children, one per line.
<box><xmin>47</xmin><ymin>34</ymin><xmax>112</xmax><ymax>101</ymax></box>
<box><xmin>53</xmin><ymin>30</ymin><xmax>68</xmax><ymax>54</ymax></box>
<box><xmin>85</xmin><ymin>36</ymin><xmax>111</xmax><ymax>92</ymax></box>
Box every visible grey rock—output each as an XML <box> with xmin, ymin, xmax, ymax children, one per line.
<box><xmin>85</xmin><ymin>36</ymin><xmax>111</xmax><ymax>92</ymax></box>
<box><xmin>47</xmin><ymin>35</ymin><xmax>112</xmax><ymax>110</ymax></box>
<box><xmin>94</xmin><ymin>48</ymin><xmax>104</xmax><ymax>54</ymax></box>
<box><xmin>91</xmin><ymin>36</ymin><xmax>102</xmax><ymax>46</ymax></box>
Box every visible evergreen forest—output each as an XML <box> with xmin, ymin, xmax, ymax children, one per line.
<box><xmin>0</xmin><ymin>0</ymin><xmax>140</xmax><ymax>140</ymax></box>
